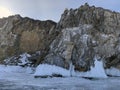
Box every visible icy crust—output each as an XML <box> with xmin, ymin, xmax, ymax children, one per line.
<box><xmin>34</xmin><ymin>64</ymin><xmax>70</xmax><ymax>77</ymax></box>
<box><xmin>0</xmin><ymin>65</ymin><xmax>33</xmax><ymax>74</ymax></box>
<box><xmin>106</xmin><ymin>67</ymin><xmax>120</xmax><ymax>77</ymax></box>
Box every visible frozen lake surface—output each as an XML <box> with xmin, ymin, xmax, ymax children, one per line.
<box><xmin>0</xmin><ymin>64</ymin><xmax>120</xmax><ymax>90</ymax></box>
<box><xmin>0</xmin><ymin>73</ymin><xmax>120</xmax><ymax>90</ymax></box>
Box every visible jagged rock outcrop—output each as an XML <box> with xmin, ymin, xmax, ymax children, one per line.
<box><xmin>44</xmin><ymin>3</ymin><xmax>120</xmax><ymax>71</ymax></box>
<box><xmin>1</xmin><ymin>3</ymin><xmax>120</xmax><ymax>72</ymax></box>
<box><xmin>0</xmin><ymin>15</ymin><xmax>57</xmax><ymax>63</ymax></box>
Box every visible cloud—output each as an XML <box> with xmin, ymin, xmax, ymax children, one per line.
<box><xmin>0</xmin><ymin>0</ymin><xmax>120</xmax><ymax>21</ymax></box>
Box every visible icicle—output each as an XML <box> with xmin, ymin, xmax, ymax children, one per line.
<box><xmin>69</xmin><ymin>62</ymin><xmax>75</xmax><ymax>77</ymax></box>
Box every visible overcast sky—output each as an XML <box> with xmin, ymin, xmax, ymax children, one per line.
<box><xmin>0</xmin><ymin>0</ymin><xmax>120</xmax><ymax>22</ymax></box>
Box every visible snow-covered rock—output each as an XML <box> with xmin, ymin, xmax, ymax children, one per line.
<box><xmin>4</xmin><ymin>53</ymin><xmax>32</xmax><ymax>66</ymax></box>
<box><xmin>74</xmin><ymin>59</ymin><xmax>107</xmax><ymax>78</ymax></box>
<box><xmin>18</xmin><ymin>53</ymin><xmax>31</xmax><ymax>66</ymax></box>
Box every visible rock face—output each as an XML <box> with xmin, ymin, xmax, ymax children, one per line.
<box><xmin>0</xmin><ymin>15</ymin><xmax>57</xmax><ymax>63</ymax></box>
<box><xmin>1</xmin><ymin>3</ymin><xmax>120</xmax><ymax>72</ymax></box>
<box><xmin>44</xmin><ymin>3</ymin><xmax>120</xmax><ymax>71</ymax></box>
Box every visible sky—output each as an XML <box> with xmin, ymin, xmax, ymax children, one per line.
<box><xmin>0</xmin><ymin>0</ymin><xmax>120</xmax><ymax>22</ymax></box>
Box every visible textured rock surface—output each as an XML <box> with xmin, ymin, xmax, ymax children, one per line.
<box><xmin>44</xmin><ymin>3</ymin><xmax>120</xmax><ymax>71</ymax></box>
<box><xmin>0</xmin><ymin>15</ymin><xmax>57</xmax><ymax>63</ymax></box>
<box><xmin>1</xmin><ymin>3</ymin><xmax>120</xmax><ymax>72</ymax></box>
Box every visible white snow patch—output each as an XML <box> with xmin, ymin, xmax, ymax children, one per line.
<box><xmin>92</xmin><ymin>40</ymin><xmax>96</xmax><ymax>44</ymax></box>
<box><xmin>34</xmin><ymin>59</ymin><xmax>107</xmax><ymax>78</ymax></box>
<box><xmin>18</xmin><ymin>53</ymin><xmax>31</xmax><ymax>66</ymax></box>
<box><xmin>81</xmin><ymin>34</ymin><xmax>89</xmax><ymax>45</ymax></box>
<box><xmin>4</xmin><ymin>53</ymin><xmax>32</xmax><ymax>66</ymax></box>
<box><xmin>34</xmin><ymin>64</ymin><xmax>70</xmax><ymax>77</ymax></box>
<box><xmin>33</xmin><ymin>56</ymin><xmax>107</xmax><ymax>78</ymax></box>
<box><xmin>106</xmin><ymin>67</ymin><xmax>120</xmax><ymax>77</ymax></box>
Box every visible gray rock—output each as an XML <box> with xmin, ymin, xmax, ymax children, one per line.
<box><xmin>45</xmin><ymin>3</ymin><xmax>120</xmax><ymax>71</ymax></box>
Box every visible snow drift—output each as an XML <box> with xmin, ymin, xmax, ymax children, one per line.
<box><xmin>34</xmin><ymin>59</ymin><xmax>107</xmax><ymax>78</ymax></box>
<box><xmin>34</xmin><ymin>64</ymin><xmax>70</xmax><ymax>77</ymax></box>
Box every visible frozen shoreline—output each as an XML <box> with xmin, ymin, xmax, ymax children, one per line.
<box><xmin>0</xmin><ymin>72</ymin><xmax>120</xmax><ymax>90</ymax></box>
<box><xmin>0</xmin><ymin>62</ymin><xmax>120</xmax><ymax>90</ymax></box>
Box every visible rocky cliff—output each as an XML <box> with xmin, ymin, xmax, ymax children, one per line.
<box><xmin>0</xmin><ymin>15</ymin><xmax>57</xmax><ymax>64</ymax></box>
<box><xmin>44</xmin><ymin>3</ymin><xmax>120</xmax><ymax>71</ymax></box>
<box><xmin>1</xmin><ymin>3</ymin><xmax>120</xmax><ymax>72</ymax></box>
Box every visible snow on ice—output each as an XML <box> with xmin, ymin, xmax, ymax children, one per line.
<box><xmin>0</xmin><ymin>65</ymin><xmax>33</xmax><ymax>74</ymax></box>
<box><xmin>34</xmin><ymin>64</ymin><xmax>70</xmax><ymax>77</ymax></box>
<box><xmin>0</xmin><ymin>57</ymin><xmax>120</xmax><ymax>90</ymax></box>
<box><xmin>0</xmin><ymin>58</ymin><xmax>108</xmax><ymax>79</ymax></box>
<box><xmin>106</xmin><ymin>67</ymin><xmax>120</xmax><ymax>77</ymax></box>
